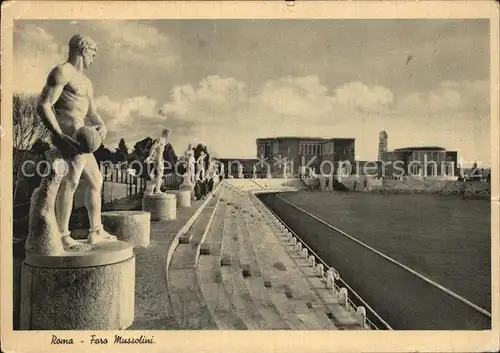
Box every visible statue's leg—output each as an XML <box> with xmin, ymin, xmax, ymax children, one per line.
<box><xmin>155</xmin><ymin>159</ymin><xmax>165</xmax><ymax>194</ymax></box>
<box><xmin>55</xmin><ymin>154</ymin><xmax>91</xmax><ymax>251</ymax></box>
<box><xmin>81</xmin><ymin>154</ymin><xmax>117</xmax><ymax>244</ymax></box>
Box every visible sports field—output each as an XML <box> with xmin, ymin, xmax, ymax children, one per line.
<box><xmin>280</xmin><ymin>191</ymin><xmax>491</xmax><ymax>310</ymax></box>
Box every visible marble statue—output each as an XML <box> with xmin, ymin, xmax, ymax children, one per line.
<box><xmin>144</xmin><ymin>128</ymin><xmax>170</xmax><ymax>195</ymax></box>
<box><xmin>220</xmin><ymin>162</ymin><xmax>225</xmax><ymax>178</ymax></box>
<box><xmin>283</xmin><ymin>161</ymin><xmax>288</xmax><ymax>179</ymax></box>
<box><xmin>266</xmin><ymin>164</ymin><xmax>272</xmax><ymax>179</ymax></box>
<box><xmin>26</xmin><ymin>34</ymin><xmax>116</xmax><ymax>255</ymax></box>
<box><xmin>252</xmin><ymin>164</ymin><xmax>257</xmax><ymax>179</ymax></box>
<box><xmin>196</xmin><ymin>151</ymin><xmax>207</xmax><ymax>182</ymax></box>
<box><xmin>182</xmin><ymin>144</ymin><xmax>196</xmax><ymax>185</ymax></box>
<box><xmin>238</xmin><ymin>164</ymin><xmax>244</xmax><ymax>179</ymax></box>
<box><xmin>207</xmin><ymin>158</ymin><xmax>216</xmax><ymax>179</ymax></box>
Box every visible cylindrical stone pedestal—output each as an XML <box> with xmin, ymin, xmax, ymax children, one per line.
<box><xmin>142</xmin><ymin>193</ymin><xmax>177</xmax><ymax>221</ymax></box>
<box><xmin>102</xmin><ymin>211</ymin><xmax>151</xmax><ymax>247</ymax></box>
<box><xmin>20</xmin><ymin>240</ymin><xmax>135</xmax><ymax>330</ymax></box>
<box><xmin>166</xmin><ymin>190</ymin><xmax>180</xmax><ymax>207</ymax></box>
<box><xmin>180</xmin><ymin>183</ymin><xmax>195</xmax><ymax>201</ymax></box>
<box><xmin>178</xmin><ymin>190</ymin><xmax>192</xmax><ymax>208</ymax></box>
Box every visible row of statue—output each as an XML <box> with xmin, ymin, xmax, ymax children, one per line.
<box><xmin>145</xmin><ymin>136</ymin><xmax>303</xmax><ymax>195</ymax></box>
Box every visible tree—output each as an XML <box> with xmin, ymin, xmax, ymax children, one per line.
<box><xmin>128</xmin><ymin>137</ymin><xmax>154</xmax><ymax>179</ymax></box>
<box><xmin>115</xmin><ymin>138</ymin><xmax>129</xmax><ymax>162</ymax></box>
<box><xmin>13</xmin><ymin>93</ymin><xmax>51</xmax><ymax>180</ymax></box>
<box><xmin>93</xmin><ymin>144</ymin><xmax>114</xmax><ymax>164</ymax></box>
<box><xmin>193</xmin><ymin>143</ymin><xmax>210</xmax><ymax>171</ymax></box>
<box><xmin>131</xmin><ymin>137</ymin><xmax>154</xmax><ymax>160</ymax></box>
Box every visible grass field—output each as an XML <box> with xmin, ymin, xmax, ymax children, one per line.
<box><xmin>278</xmin><ymin>191</ymin><xmax>491</xmax><ymax>311</ymax></box>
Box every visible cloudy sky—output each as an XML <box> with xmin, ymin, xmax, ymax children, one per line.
<box><xmin>14</xmin><ymin>19</ymin><xmax>491</xmax><ymax>166</ymax></box>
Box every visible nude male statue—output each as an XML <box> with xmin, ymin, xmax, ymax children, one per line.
<box><xmin>37</xmin><ymin>34</ymin><xmax>116</xmax><ymax>251</ymax></box>
<box><xmin>145</xmin><ymin>128</ymin><xmax>170</xmax><ymax>195</ymax></box>
<box><xmin>183</xmin><ymin>144</ymin><xmax>196</xmax><ymax>185</ymax></box>
<box><xmin>196</xmin><ymin>151</ymin><xmax>207</xmax><ymax>182</ymax></box>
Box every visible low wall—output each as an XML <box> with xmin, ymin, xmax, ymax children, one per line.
<box><xmin>74</xmin><ymin>181</ymin><xmax>131</xmax><ymax>208</ymax></box>
<box><xmin>370</xmin><ymin>179</ymin><xmax>490</xmax><ymax>200</ymax></box>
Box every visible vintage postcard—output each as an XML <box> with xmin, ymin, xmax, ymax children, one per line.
<box><xmin>1</xmin><ymin>1</ymin><xmax>499</xmax><ymax>352</ymax></box>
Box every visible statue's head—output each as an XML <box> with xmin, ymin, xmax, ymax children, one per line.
<box><xmin>68</xmin><ymin>34</ymin><xmax>97</xmax><ymax>69</ymax></box>
<box><xmin>161</xmin><ymin>128</ymin><xmax>170</xmax><ymax>140</ymax></box>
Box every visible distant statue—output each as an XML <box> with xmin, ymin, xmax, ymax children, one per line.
<box><xmin>207</xmin><ymin>158</ymin><xmax>216</xmax><ymax>179</ymax></box>
<box><xmin>238</xmin><ymin>164</ymin><xmax>244</xmax><ymax>178</ymax></box>
<box><xmin>183</xmin><ymin>144</ymin><xmax>196</xmax><ymax>185</ymax></box>
<box><xmin>283</xmin><ymin>162</ymin><xmax>289</xmax><ymax>179</ymax></box>
<box><xmin>196</xmin><ymin>151</ymin><xmax>207</xmax><ymax>182</ymax></box>
<box><xmin>266</xmin><ymin>164</ymin><xmax>272</xmax><ymax>179</ymax></box>
<box><xmin>26</xmin><ymin>34</ymin><xmax>117</xmax><ymax>255</ymax></box>
<box><xmin>144</xmin><ymin>128</ymin><xmax>170</xmax><ymax>195</ymax></box>
<box><xmin>252</xmin><ymin>164</ymin><xmax>257</xmax><ymax>179</ymax></box>
<box><xmin>220</xmin><ymin>162</ymin><xmax>225</xmax><ymax>179</ymax></box>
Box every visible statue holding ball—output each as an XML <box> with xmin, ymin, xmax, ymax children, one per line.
<box><xmin>26</xmin><ymin>34</ymin><xmax>117</xmax><ymax>255</ymax></box>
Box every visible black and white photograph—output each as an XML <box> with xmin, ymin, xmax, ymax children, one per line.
<box><xmin>2</xmin><ymin>1</ymin><xmax>499</xmax><ymax>352</ymax></box>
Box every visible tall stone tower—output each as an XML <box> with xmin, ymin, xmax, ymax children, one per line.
<box><xmin>378</xmin><ymin>130</ymin><xmax>388</xmax><ymax>161</ymax></box>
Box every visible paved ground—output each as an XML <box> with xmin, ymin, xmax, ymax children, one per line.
<box><xmin>130</xmin><ymin>197</ymin><xmax>204</xmax><ymax>329</ymax></box>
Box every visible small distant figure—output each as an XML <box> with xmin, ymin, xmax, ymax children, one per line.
<box><xmin>182</xmin><ymin>144</ymin><xmax>196</xmax><ymax>186</ymax></box>
<box><xmin>252</xmin><ymin>164</ymin><xmax>257</xmax><ymax>179</ymax></box>
<box><xmin>145</xmin><ymin>128</ymin><xmax>170</xmax><ymax>195</ymax></box>
<box><xmin>219</xmin><ymin>162</ymin><xmax>225</xmax><ymax>181</ymax></box>
<box><xmin>195</xmin><ymin>151</ymin><xmax>207</xmax><ymax>182</ymax></box>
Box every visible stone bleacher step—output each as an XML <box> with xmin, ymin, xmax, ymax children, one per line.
<box><xmin>219</xmin><ymin>199</ymin><xmax>271</xmax><ymax>330</ymax></box>
<box><xmin>197</xmin><ymin>255</ymin><xmax>247</xmax><ymax>330</ymax></box>
<box><xmin>243</xmin><ymin>213</ymin><xmax>326</xmax><ymax>330</ymax></box>
<box><xmin>235</xmin><ymin>212</ymin><xmax>290</xmax><ymax>330</ymax></box>
<box><xmin>220</xmin><ymin>266</ymin><xmax>270</xmax><ymax>329</ymax></box>
<box><xmin>283</xmin><ymin>241</ymin><xmax>360</xmax><ymax>328</ymax></box>
<box><xmin>279</xmin><ymin>249</ymin><xmax>340</xmax><ymax>329</ymax></box>
<box><xmin>200</xmin><ymin>243</ymin><xmax>212</xmax><ymax>255</ymax></box>
<box><xmin>253</xmin><ymin>217</ymin><xmax>338</xmax><ymax>330</ymax></box>
<box><xmin>168</xmin><ymin>268</ymin><xmax>218</xmax><ymax>329</ymax></box>
<box><xmin>300</xmin><ymin>266</ymin><xmax>359</xmax><ymax>328</ymax></box>
<box><xmin>170</xmin><ymin>195</ymin><xmax>220</xmax><ymax>270</ymax></box>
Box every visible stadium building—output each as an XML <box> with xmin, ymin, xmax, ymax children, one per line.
<box><xmin>380</xmin><ymin>146</ymin><xmax>458</xmax><ymax>179</ymax></box>
<box><xmin>256</xmin><ymin>136</ymin><xmax>355</xmax><ymax>176</ymax></box>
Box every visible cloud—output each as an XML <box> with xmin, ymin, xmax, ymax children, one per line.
<box><xmin>397</xmin><ymin>80</ymin><xmax>489</xmax><ymax>113</ymax></box>
<box><xmin>91</xmin><ymin>75</ymin><xmax>489</xmax><ymax>162</ymax></box>
<box><xmin>90</xmin><ymin>21</ymin><xmax>177</xmax><ymax>68</ymax></box>
<box><xmin>333</xmin><ymin>81</ymin><xmax>394</xmax><ymax>112</ymax></box>
<box><xmin>98</xmin><ymin>75</ymin><xmax>397</xmax><ymax>158</ymax></box>
<box><xmin>96</xmin><ymin>95</ymin><xmax>160</xmax><ymax>130</ymax></box>
<box><xmin>13</xmin><ymin>24</ymin><xmax>67</xmax><ymax>94</ymax></box>
<box><xmin>256</xmin><ymin>76</ymin><xmax>334</xmax><ymax>118</ymax></box>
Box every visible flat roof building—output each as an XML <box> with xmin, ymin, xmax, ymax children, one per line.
<box><xmin>256</xmin><ymin>136</ymin><xmax>356</xmax><ymax>176</ymax></box>
<box><xmin>380</xmin><ymin>146</ymin><xmax>458</xmax><ymax>179</ymax></box>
